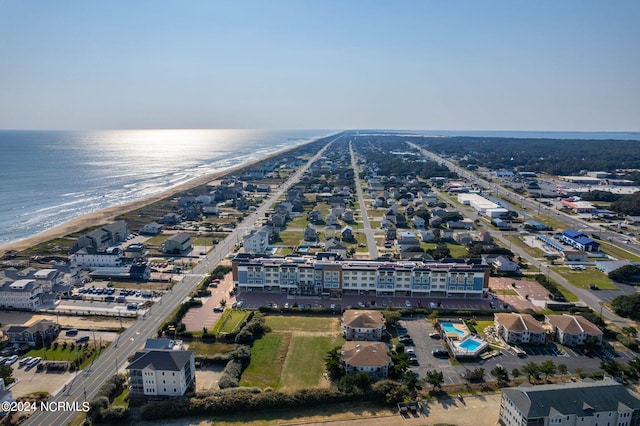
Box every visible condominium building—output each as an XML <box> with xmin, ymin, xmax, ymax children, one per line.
<box><xmin>232</xmin><ymin>254</ymin><xmax>489</xmax><ymax>298</ymax></box>
<box><xmin>500</xmin><ymin>380</ymin><xmax>640</xmax><ymax>426</ymax></box>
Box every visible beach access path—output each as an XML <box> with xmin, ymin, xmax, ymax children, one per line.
<box><xmin>25</xmin><ymin>133</ymin><xmax>342</xmax><ymax>426</ymax></box>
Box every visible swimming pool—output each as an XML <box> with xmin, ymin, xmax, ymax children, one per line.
<box><xmin>441</xmin><ymin>322</ymin><xmax>466</xmax><ymax>336</ymax></box>
<box><xmin>458</xmin><ymin>338</ymin><xmax>482</xmax><ymax>351</ymax></box>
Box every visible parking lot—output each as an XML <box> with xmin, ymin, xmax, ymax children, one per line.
<box><xmin>391</xmin><ymin>317</ymin><xmax>630</xmax><ymax>384</ymax></box>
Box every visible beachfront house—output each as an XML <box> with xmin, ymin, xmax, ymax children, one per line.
<box><xmin>74</xmin><ymin>221</ymin><xmax>128</xmax><ymax>250</ymax></box>
<box><xmin>70</xmin><ymin>246</ymin><xmax>123</xmax><ymax>268</ymax></box>
<box><xmin>126</xmin><ymin>349</ymin><xmax>196</xmax><ymax>397</ymax></box>
<box><xmin>140</xmin><ymin>222</ymin><xmax>163</xmax><ymax>235</ymax></box>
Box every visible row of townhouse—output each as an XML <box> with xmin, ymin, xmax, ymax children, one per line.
<box><xmin>494</xmin><ymin>313</ymin><xmax>603</xmax><ymax>348</ymax></box>
<box><xmin>232</xmin><ymin>254</ymin><xmax>490</xmax><ymax>298</ymax></box>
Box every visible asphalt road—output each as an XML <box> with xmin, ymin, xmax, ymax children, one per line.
<box><xmin>408</xmin><ymin>142</ymin><xmax>636</xmax><ymax>328</ymax></box>
<box><xmin>350</xmin><ymin>141</ymin><xmax>379</xmax><ymax>259</ymax></box>
<box><xmin>26</xmin><ymin>134</ymin><xmax>340</xmax><ymax>426</ymax></box>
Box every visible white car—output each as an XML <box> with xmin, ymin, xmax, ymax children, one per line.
<box><xmin>405</xmin><ymin>300</ymin><xmax>412</xmax><ymax>308</ymax></box>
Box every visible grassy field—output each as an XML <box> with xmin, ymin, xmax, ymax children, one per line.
<box><xmin>241</xmin><ymin>316</ymin><xmax>343</xmax><ymax>390</ymax></box>
<box><xmin>265</xmin><ymin>316</ymin><xmax>340</xmax><ymax>333</ymax></box>
<box><xmin>26</xmin><ymin>342</ymin><xmax>108</xmax><ymax>370</ymax></box>
<box><xmin>186</xmin><ymin>341</ymin><xmax>236</xmax><ymax>357</ymax></box>
<box><xmin>276</xmin><ymin>231</ymin><xmax>303</xmax><ymax>246</ymax></box>
<box><xmin>240</xmin><ymin>333</ymin><xmax>291</xmax><ymax>389</ymax></box>
<box><xmin>213</xmin><ymin>310</ymin><xmax>252</xmax><ymax>335</ymax></box>
<box><xmin>554</xmin><ymin>267</ymin><xmax>619</xmax><ymax>290</ymax></box>
<box><xmin>279</xmin><ymin>334</ymin><xmax>343</xmax><ymax>391</ymax></box>
<box><xmin>600</xmin><ymin>241</ymin><xmax>640</xmax><ymax>262</ymax></box>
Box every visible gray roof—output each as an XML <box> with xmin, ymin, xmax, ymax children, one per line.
<box><xmin>126</xmin><ymin>350</ymin><xmax>193</xmax><ymax>372</ymax></box>
<box><xmin>503</xmin><ymin>380</ymin><xmax>640</xmax><ymax>418</ymax></box>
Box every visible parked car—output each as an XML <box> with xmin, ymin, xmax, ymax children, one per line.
<box><xmin>432</xmin><ymin>349</ymin><xmax>449</xmax><ymax>358</ymax></box>
<box><xmin>213</xmin><ymin>306</ymin><xmax>224</xmax><ymax>312</ymax></box>
<box><xmin>19</xmin><ymin>357</ymin><xmax>33</xmax><ymax>367</ymax></box>
<box><xmin>65</xmin><ymin>329</ymin><xmax>78</xmax><ymax>336</ymax></box>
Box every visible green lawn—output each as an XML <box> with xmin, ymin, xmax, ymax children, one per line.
<box><xmin>600</xmin><ymin>241</ymin><xmax>640</xmax><ymax>262</ymax></box>
<box><xmin>554</xmin><ymin>267</ymin><xmax>619</xmax><ymax>290</ymax></box>
<box><xmin>266</xmin><ymin>316</ymin><xmax>340</xmax><ymax>333</ymax></box>
<box><xmin>186</xmin><ymin>341</ymin><xmax>236</xmax><ymax>357</ymax></box>
<box><xmin>279</xmin><ymin>335</ymin><xmax>342</xmax><ymax>391</ymax></box>
<box><xmin>466</xmin><ymin>320</ymin><xmax>494</xmax><ymax>338</ymax></box>
<box><xmin>213</xmin><ymin>310</ymin><xmax>252</xmax><ymax>335</ymax></box>
<box><xmin>288</xmin><ymin>216</ymin><xmax>309</xmax><ymax>229</ymax></box>
<box><xmin>240</xmin><ymin>333</ymin><xmax>291</xmax><ymax>389</ymax></box>
<box><xmin>26</xmin><ymin>342</ymin><xmax>109</xmax><ymax>370</ymax></box>
<box><xmin>277</xmin><ymin>231</ymin><xmax>303</xmax><ymax>246</ymax></box>
<box><xmin>448</xmin><ymin>244</ymin><xmax>469</xmax><ymax>258</ymax></box>
<box><xmin>145</xmin><ymin>235</ymin><xmax>168</xmax><ymax>246</ymax></box>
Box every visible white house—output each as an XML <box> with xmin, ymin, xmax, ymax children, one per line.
<box><xmin>140</xmin><ymin>222</ymin><xmax>163</xmax><ymax>235</ymax></box>
<box><xmin>243</xmin><ymin>228</ymin><xmax>270</xmax><ymax>253</ymax></box>
<box><xmin>0</xmin><ymin>280</ymin><xmax>43</xmax><ymax>310</ymax></box>
<box><xmin>70</xmin><ymin>247</ymin><xmax>123</xmax><ymax>268</ymax></box>
<box><xmin>127</xmin><ymin>350</ymin><xmax>195</xmax><ymax>397</ymax></box>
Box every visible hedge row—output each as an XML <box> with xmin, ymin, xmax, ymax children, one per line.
<box><xmin>140</xmin><ymin>388</ymin><xmax>365</xmax><ymax>420</ymax></box>
<box><xmin>86</xmin><ymin>374</ymin><xmax>129</xmax><ymax>424</ymax></box>
<box><xmin>217</xmin><ymin>345</ymin><xmax>251</xmax><ymax>388</ymax></box>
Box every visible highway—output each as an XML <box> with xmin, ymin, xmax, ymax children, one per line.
<box><xmin>408</xmin><ymin>141</ymin><xmax>635</xmax><ymax>327</ymax></box>
<box><xmin>26</xmin><ymin>134</ymin><xmax>339</xmax><ymax>426</ymax></box>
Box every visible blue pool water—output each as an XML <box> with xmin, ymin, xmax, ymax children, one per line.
<box><xmin>441</xmin><ymin>322</ymin><xmax>465</xmax><ymax>336</ymax></box>
<box><xmin>459</xmin><ymin>339</ymin><xmax>482</xmax><ymax>351</ymax></box>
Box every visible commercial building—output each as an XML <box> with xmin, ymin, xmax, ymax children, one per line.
<box><xmin>232</xmin><ymin>254</ymin><xmax>489</xmax><ymax>298</ymax></box>
<box><xmin>560</xmin><ymin>229</ymin><xmax>600</xmax><ymax>252</ymax></box>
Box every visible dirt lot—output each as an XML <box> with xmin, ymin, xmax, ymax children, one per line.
<box><xmin>0</xmin><ymin>311</ymin><xmax>134</xmax><ymax>331</ymax></box>
<box><xmin>195</xmin><ymin>365</ymin><xmax>225</xmax><ymax>392</ymax></box>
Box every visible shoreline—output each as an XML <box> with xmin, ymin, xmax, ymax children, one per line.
<box><xmin>0</xmin><ymin>135</ymin><xmax>330</xmax><ymax>254</ymax></box>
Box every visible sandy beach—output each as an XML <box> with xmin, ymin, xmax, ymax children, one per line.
<box><xmin>0</xmin><ymin>140</ymin><xmax>318</xmax><ymax>254</ymax></box>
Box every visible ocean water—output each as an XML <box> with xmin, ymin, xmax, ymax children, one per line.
<box><xmin>0</xmin><ymin>129</ymin><xmax>336</xmax><ymax>246</ymax></box>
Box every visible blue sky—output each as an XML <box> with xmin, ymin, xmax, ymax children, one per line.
<box><xmin>0</xmin><ymin>1</ymin><xmax>638</xmax><ymax>131</ymax></box>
